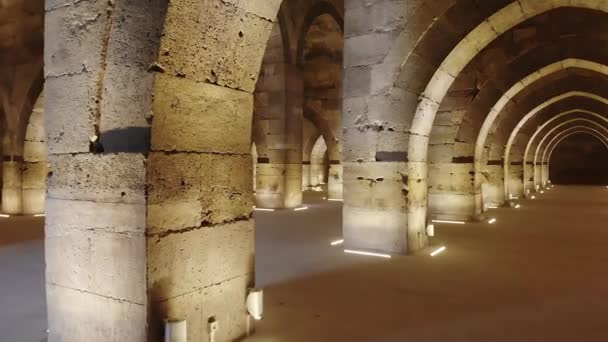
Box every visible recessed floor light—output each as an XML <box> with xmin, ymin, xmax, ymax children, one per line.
<box><xmin>344</xmin><ymin>249</ymin><xmax>391</xmax><ymax>259</ymax></box>
<box><xmin>0</xmin><ymin>214</ymin><xmax>9</xmax><ymax>218</ymax></box>
<box><xmin>432</xmin><ymin>220</ymin><xmax>465</xmax><ymax>225</ymax></box>
<box><xmin>430</xmin><ymin>246</ymin><xmax>446</xmax><ymax>257</ymax></box>
<box><xmin>328</xmin><ymin>198</ymin><xmax>343</xmax><ymax>202</ymax></box>
<box><xmin>294</xmin><ymin>206</ymin><xmax>308</xmax><ymax>211</ymax></box>
<box><xmin>488</xmin><ymin>218</ymin><xmax>497</xmax><ymax>224</ymax></box>
<box><xmin>254</xmin><ymin>208</ymin><xmax>275</xmax><ymax>212</ymax></box>
<box><xmin>330</xmin><ymin>239</ymin><xmax>344</xmax><ymax>246</ymax></box>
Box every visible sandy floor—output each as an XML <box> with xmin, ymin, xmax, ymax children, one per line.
<box><xmin>0</xmin><ymin>216</ymin><xmax>46</xmax><ymax>342</ymax></box>
<box><xmin>3</xmin><ymin>186</ymin><xmax>608</xmax><ymax>341</ymax></box>
<box><xmin>248</xmin><ymin>186</ymin><xmax>608</xmax><ymax>341</ymax></box>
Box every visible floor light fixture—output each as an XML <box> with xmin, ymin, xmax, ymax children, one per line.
<box><xmin>330</xmin><ymin>239</ymin><xmax>344</xmax><ymax>246</ymax></box>
<box><xmin>432</xmin><ymin>219</ymin><xmax>465</xmax><ymax>225</ymax></box>
<box><xmin>430</xmin><ymin>246</ymin><xmax>446</xmax><ymax>257</ymax></box>
<box><xmin>344</xmin><ymin>249</ymin><xmax>391</xmax><ymax>259</ymax></box>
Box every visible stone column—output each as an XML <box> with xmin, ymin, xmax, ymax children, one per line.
<box><xmin>302</xmin><ymin>162</ymin><xmax>311</xmax><ymax>189</ymax></box>
<box><xmin>328</xmin><ymin>162</ymin><xmax>343</xmax><ymax>199</ymax></box>
<box><xmin>283</xmin><ymin>65</ymin><xmax>304</xmax><ymax>207</ymax></box>
<box><xmin>2</xmin><ymin>157</ymin><xmax>22</xmax><ymax>214</ymax></box>
<box><xmin>23</xmin><ymin>93</ymin><xmax>48</xmax><ymax>215</ymax></box>
<box><xmin>507</xmin><ymin>163</ymin><xmax>524</xmax><ymax>199</ymax></box>
<box><xmin>342</xmin><ymin>0</ymin><xmax>410</xmax><ymax>254</ymax></box>
<box><xmin>533</xmin><ymin>162</ymin><xmax>543</xmax><ymax>192</ymax></box>
<box><xmin>481</xmin><ymin>163</ymin><xmax>505</xmax><ymax>207</ymax></box>
<box><xmin>523</xmin><ymin>162</ymin><xmax>534</xmax><ymax>195</ymax></box>
<box><xmin>541</xmin><ymin>163</ymin><xmax>550</xmax><ymax>186</ymax></box>
<box><xmin>44</xmin><ymin>1</ymin><xmax>160</xmax><ymax>340</ymax></box>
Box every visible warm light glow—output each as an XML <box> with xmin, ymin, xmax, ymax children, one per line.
<box><xmin>486</xmin><ymin>205</ymin><xmax>499</xmax><ymax>209</ymax></box>
<box><xmin>328</xmin><ymin>198</ymin><xmax>343</xmax><ymax>202</ymax></box>
<box><xmin>254</xmin><ymin>208</ymin><xmax>275</xmax><ymax>212</ymax></box>
<box><xmin>531</xmin><ymin>195</ymin><xmax>536</xmax><ymax>199</ymax></box>
<box><xmin>0</xmin><ymin>214</ymin><xmax>9</xmax><ymax>218</ymax></box>
<box><xmin>515</xmin><ymin>204</ymin><xmax>521</xmax><ymax>209</ymax></box>
<box><xmin>430</xmin><ymin>246</ymin><xmax>446</xmax><ymax>257</ymax></box>
<box><xmin>330</xmin><ymin>239</ymin><xmax>344</xmax><ymax>246</ymax></box>
<box><xmin>34</xmin><ymin>214</ymin><xmax>45</xmax><ymax>217</ymax></box>
<box><xmin>432</xmin><ymin>219</ymin><xmax>465</xmax><ymax>225</ymax></box>
<box><xmin>294</xmin><ymin>206</ymin><xmax>308</xmax><ymax>211</ymax></box>
<box><xmin>488</xmin><ymin>218</ymin><xmax>497</xmax><ymax>224</ymax></box>
<box><xmin>344</xmin><ymin>249</ymin><xmax>391</xmax><ymax>259</ymax></box>
<box><xmin>540</xmin><ymin>191</ymin><xmax>544</xmax><ymax>194</ymax></box>
<box><xmin>509</xmin><ymin>195</ymin><xmax>519</xmax><ymax>199</ymax></box>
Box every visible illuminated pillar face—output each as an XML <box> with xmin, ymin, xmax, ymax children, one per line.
<box><xmin>327</xmin><ymin>164</ymin><xmax>343</xmax><ymax>200</ymax></box>
<box><xmin>302</xmin><ymin>163</ymin><xmax>311</xmax><ymax>189</ymax></box>
<box><xmin>341</xmin><ymin>0</ymin><xmax>412</xmax><ymax>254</ymax></box>
<box><xmin>2</xmin><ymin>160</ymin><xmax>22</xmax><ymax>214</ymax></box>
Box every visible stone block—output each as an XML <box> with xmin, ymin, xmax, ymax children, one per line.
<box><xmin>44</xmin><ymin>0</ymin><xmax>107</xmax><ymax>76</ymax></box>
<box><xmin>157</xmin><ymin>0</ymin><xmax>273</xmax><ymax>92</ymax></box>
<box><xmin>46</xmin><ymin>284</ymin><xmax>146</xmax><ymax>342</ymax></box>
<box><xmin>46</xmin><ymin>229</ymin><xmax>146</xmax><ymax>304</ymax></box>
<box><xmin>147</xmin><ymin>220</ymin><xmax>254</xmax><ymax>301</ymax></box>
<box><xmin>45</xmin><ymin>73</ymin><xmax>96</xmax><ymax>154</ymax></box>
<box><xmin>47</xmin><ymin>153</ymin><xmax>145</xmax><ymax>204</ymax></box>
<box><xmin>151</xmin><ymin>74</ymin><xmax>253</xmax><ymax>153</ymax></box>
<box><xmin>343</xmin><ymin>205</ymin><xmax>407</xmax><ymax>254</ymax></box>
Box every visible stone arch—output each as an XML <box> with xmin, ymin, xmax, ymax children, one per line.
<box><xmin>525</xmin><ymin>112</ymin><xmax>608</xmax><ymax>191</ymax></box>
<box><xmin>473</xmin><ymin>59</ymin><xmax>608</xmax><ymax>212</ymax></box>
<box><xmin>300</xmin><ymin>8</ymin><xmax>344</xmax><ymax>199</ymax></box>
<box><xmin>405</xmin><ymin>1</ymin><xmax>608</xmax><ymax>252</ymax></box>
<box><xmin>503</xmin><ymin>91</ymin><xmax>608</xmax><ymax>197</ymax></box>
<box><xmin>544</xmin><ymin>128</ymin><xmax>608</xmax><ymax>185</ymax></box>
<box><xmin>538</xmin><ymin>122</ymin><xmax>608</xmax><ymax>184</ymax></box>
<box><xmin>296</xmin><ymin>1</ymin><xmax>344</xmax><ymax>64</ymax></box>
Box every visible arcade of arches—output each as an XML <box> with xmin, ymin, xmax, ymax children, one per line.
<box><xmin>2</xmin><ymin>0</ymin><xmax>608</xmax><ymax>341</ymax></box>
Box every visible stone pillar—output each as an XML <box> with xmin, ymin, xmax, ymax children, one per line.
<box><xmin>310</xmin><ymin>162</ymin><xmax>321</xmax><ymax>187</ymax></box>
<box><xmin>481</xmin><ymin>164</ymin><xmax>505</xmax><ymax>207</ymax></box>
<box><xmin>328</xmin><ymin>162</ymin><xmax>343</xmax><ymax>199</ymax></box>
<box><xmin>44</xmin><ymin>1</ymin><xmax>161</xmax><ymax>340</ymax></box>
<box><xmin>523</xmin><ymin>163</ymin><xmax>534</xmax><ymax>195</ymax></box>
<box><xmin>23</xmin><ymin>92</ymin><xmax>48</xmax><ymax>215</ymax></box>
<box><xmin>507</xmin><ymin>164</ymin><xmax>524</xmax><ymax>198</ymax></box>
<box><xmin>256</xmin><ymin>162</ymin><xmax>285</xmax><ymax>208</ymax></box>
<box><xmin>342</xmin><ymin>0</ymin><xmax>410</xmax><ymax>254</ymax></box>
<box><xmin>541</xmin><ymin>163</ymin><xmax>550</xmax><ymax>186</ymax></box>
<box><xmin>283</xmin><ymin>65</ymin><xmax>304</xmax><ymax>207</ymax></box>
<box><xmin>2</xmin><ymin>157</ymin><xmax>22</xmax><ymax>214</ymax></box>
<box><xmin>533</xmin><ymin>163</ymin><xmax>542</xmax><ymax>192</ymax></box>
<box><xmin>302</xmin><ymin>162</ymin><xmax>311</xmax><ymax>189</ymax></box>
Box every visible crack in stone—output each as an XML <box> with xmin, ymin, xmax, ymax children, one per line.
<box><xmin>45</xmin><ymin>65</ymin><xmax>88</xmax><ymax>79</ymax></box>
<box><xmin>47</xmin><ymin>282</ymin><xmax>145</xmax><ymax>306</ymax></box>
<box><xmin>154</xmin><ymin>273</ymin><xmax>252</xmax><ymax>303</ymax></box>
<box><xmin>150</xmin><ymin>215</ymin><xmax>252</xmax><ymax>239</ymax></box>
